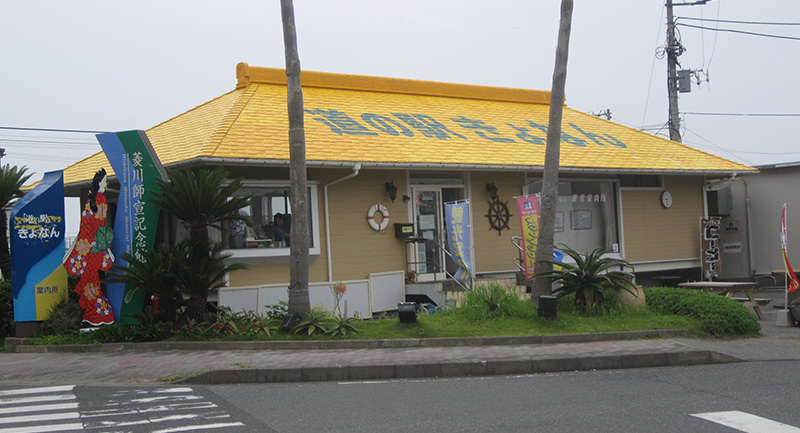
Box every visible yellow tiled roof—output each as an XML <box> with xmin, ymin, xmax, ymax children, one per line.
<box><xmin>62</xmin><ymin>62</ymin><xmax>753</xmax><ymax>186</ymax></box>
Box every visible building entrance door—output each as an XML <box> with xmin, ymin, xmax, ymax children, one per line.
<box><xmin>411</xmin><ymin>187</ymin><xmax>465</xmax><ymax>281</ymax></box>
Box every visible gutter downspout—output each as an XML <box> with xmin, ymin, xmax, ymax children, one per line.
<box><xmin>324</xmin><ymin>163</ymin><xmax>361</xmax><ymax>282</ymax></box>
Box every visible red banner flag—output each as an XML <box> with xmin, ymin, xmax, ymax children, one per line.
<box><xmin>781</xmin><ymin>204</ymin><xmax>800</xmax><ymax>292</ymax></box>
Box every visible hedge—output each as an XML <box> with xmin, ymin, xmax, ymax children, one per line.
<box><xmin>644</xmin><ymin>286</ymin><xmax>760</xmax><ymax>337</ymax></box>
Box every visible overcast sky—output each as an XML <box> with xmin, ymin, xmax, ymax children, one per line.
<box><xmin>2</xmin><ymin>0</ymin><xmax>799</xmax><ymax>187</ymax></box>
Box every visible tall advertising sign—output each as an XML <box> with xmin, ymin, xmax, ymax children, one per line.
<box><xmin>701</xmin><ymin>217</ymin><xmax>722</xmax><ymax>280</ymax></box>
<box><xmin>515</xmin><ymin>195</ymin><xmax>540</xmax><ymax>281</ymax></box>
<box><xmin>444</xmin><ymin>201</ymin><xmax>472</xmax><ymax>286</ymax></box>
<box><xmin>10</xmin><ymin>171</ymin><xmax>68</xmax><ymax>323</ymax></box>
<box><xmin>97</xmin><ymin>130</ymin><xmax>167</xmax><ymax>324</ymax></box>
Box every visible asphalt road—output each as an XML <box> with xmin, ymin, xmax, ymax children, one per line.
<box><xmin>205</xmin><ymin>360</ymin><xmax>800</xmax><ymax>433</ymax></box>
<box><xmin>2</xmin><ymin>360</ymin><xmax>798</xmax><ymax>432</ymax></box>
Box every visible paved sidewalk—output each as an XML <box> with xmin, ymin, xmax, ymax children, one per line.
<box><xmin>1</xmin><ymin>290</ymin><xmax>798</xmax><ymax>386</ymax></box>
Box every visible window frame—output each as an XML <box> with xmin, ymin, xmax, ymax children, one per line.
<box><xmin>523</xmin><ymin>177</ymin><xmax>624</xmax><ymax>259</ymax></box>
<box><xmin>224</xmin><ymin>180</ymin><xmax>321</xmax><ymax>261</ymax></box>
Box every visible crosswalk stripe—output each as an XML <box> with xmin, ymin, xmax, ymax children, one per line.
<box><xmin>150</xmin><ymin>422</ymin><xmax>246</xmax><ymax>432</ymax></box>
<box><xmin>0</xmin><ymin>402</ymin><xmax>79</xmax><ymax>415</ymax></box>
<box><xmin>0</xmin><ymin>394</ymin><xmax>76</xmax><ymax>406</ymax></box>
<box><xmin>0</xmin><ymin>423</ymin><xmax>84</xmax><ymax>433</ymax></box>
<box><xmin>0</xmin><ymin>386</ymin><xmax>75</xmax><ymax>397</ymax></box>
<box><xmin>0</xmin><ymin>411</ymin><xmax>80</xmax><ymax>425</ymax></box>
<box><xmin>692</xmin><ymin>411</ymin><xmax>800</xmax><ymax>432</ymax></box>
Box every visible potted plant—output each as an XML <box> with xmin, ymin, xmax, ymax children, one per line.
<box><xmin>407</xmin><ymin>270</ymin><xmax>418</xmax><ymax>284</ymax></box>
<box><xmin>535</xmin><ymin>245</ymin><xmax>638</xmax><ymax>316</ymax></box>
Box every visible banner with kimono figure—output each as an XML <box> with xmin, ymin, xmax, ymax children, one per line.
<box><xmin>10</xmin><ymin>170</ymin><xmax>68</xmax><ymax>322</ymax></box>
<box><xmin>444</xmin><ymin>201</ymin><xmax>473</xmax><ymax>286</ymax></box>
<box><xmin>97</xmin><ymin>130</ymin><xmax>168</xmax><ymax>324</ymax></box>
<box><xmin>515</xmin><ymin>195</ymin><xmax>540</xmax><ymax>280</ymax></box>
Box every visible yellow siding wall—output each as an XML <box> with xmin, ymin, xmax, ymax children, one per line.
<box><xmin>622</xmin><ymin>176</ymin><xmax>704</xmax><ymax>262</ymax></box>
<box><xmin>470</xmin><ymin>172</ymin><xmax>527</xmax><ymax>272</ymax></box>
<box><xmin>227</xmin><ymin>170</ymin><xmax>707</xmax><ymax>286</ymax></box>
<box><xmin>325</xmin><ymin>170</ymin><xmax>409</xmax><ymax>280</ymax></box>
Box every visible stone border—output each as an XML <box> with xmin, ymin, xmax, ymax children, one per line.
<box><xmin>175</xmin><ymin>348</ymin><xmax>740</xmax><ymax>385</ymax></box>
<box><xmin>5</xmin><ymin>329</ymin><xmax>685</xmax><ymax>353</ymax></box>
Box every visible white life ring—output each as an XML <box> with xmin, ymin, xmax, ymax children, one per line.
<box><xmin>367</xmin><ymin>203</ymin><xmax>390</xmax><ymax>231</ymax></box>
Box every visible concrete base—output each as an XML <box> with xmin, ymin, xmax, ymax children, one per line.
<box><xmin>775</xmin><ymin>309</ymin><xmax>795</xmax><ymax>327</ymax></box>
<box><xmin>15</xmin><ymin>321</ymin><xmax>42</xmax><ymax>338</ymax></box>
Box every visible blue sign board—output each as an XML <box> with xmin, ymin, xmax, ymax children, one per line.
<box><xmin>10</xmin><ymin>171</ymin><xmax>68</xmax><ymax>321</ymax></box>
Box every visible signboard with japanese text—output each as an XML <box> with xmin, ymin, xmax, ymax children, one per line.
<box><xmin>444</xmin><ymin>201</ymin><xmax>472</xmax><ymax>286</ymax></box>
<box><xmin>701</xmin><ymin>217</ymin><xmax>722</xmax><ymax>279</ymax></box>
<box><xmin>516</xmin><ymin>195</ymin><xmax>540</xmax><ymax>281</ymax></box>
<box><xmin>97</xmin><ymin>130</ymin><xmax>167</xmax><ymax>324</ymax></box>
<box><xmin>10</xmin><ymin>171</ymin><xmax>68</xmax><ymax>321</ymax></box>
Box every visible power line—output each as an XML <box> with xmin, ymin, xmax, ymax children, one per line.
<box><xmin>0</xmin><ymin>138</ymin><xmax>100</xmax><ymax>146</ymax></box>
<box><xmin>677</xmin><ymin>23</ymin><xmax>800</xmax><ymax>41</ymax></box>
<box><xmin>684</xmin><ymin>112</ymin><xmax>800</xmax><ymax>117</ymax></box>
<box><xmin>0</xmin><ymin>126</ymin><xmax>110</xmax><ymax>134</ymax></box>
<box><xmin>677</xmin><ymin>16</ymin><xmax>800</xmax><ymax>26</ymax></box>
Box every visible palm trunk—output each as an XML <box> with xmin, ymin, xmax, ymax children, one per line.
<box><xmin>281</xmin><ymin>0</ymin><xmax>311</xmax><ymax>314</ymax></box>
<box><xmin>532</xmin><ymin>0</ymin><xmax>574</xmax><ymax>305</ymax></box>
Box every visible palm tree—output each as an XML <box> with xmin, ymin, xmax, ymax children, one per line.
<box><xmin>149</xmin><ymin>168</ymin><xmax>253</xmax><ymax>254</ymax></box>
<box><xmin>281</xmin><ymin>0</ymin><xmax>312</xmax><ymax>314</ymax></box>
<box><xmin>106</xmin><ymin>244</ymin><xmax>186</xmax><ymax>324</ymax></box>
<box><xmin>532</xmin><ymin>0</ymin><xmax>574</xmax><ymax>304</ymax></box>
<box><xmin>0</xmin><ymin>164</ymin><xmax>33</xmax><ymax>280</ymax></box>
<box><xmin>148</xmin><ymin>168</ymin><xmax>252</xmax><ymax>320</ymax></box>
<box><xmin>173</xmin><ymin>240</ymin><xmax>247</xmax><ymax>323</ymax></box>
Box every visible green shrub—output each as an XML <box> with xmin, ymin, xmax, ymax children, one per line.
<box><xmin>0</xmin><ymin>279</ymin><xmax>13</xmax><ymax>338</ymax></box>
<box><xmin>536</xmin><ymin>246</ymin><xmax>637</xmax><ymax>315</ymax></box>
<box><xmin>644</xmin><ymin>286</ymin><xmax>760</xmax><ymax>336</ymax></box>
<box><xmin>41</xmin><ymin>291</ymin><xmax>84</xmax><ymax>335</ymax></box>
<box><xmin>293</xmin><ymin>307</ymin><xmax>334</xmax><ymax>336</ymax></box>
<box><xmin>454</xmin><ymin>282</ymin><xmax>534</xmax><ymax>321</ymax></box>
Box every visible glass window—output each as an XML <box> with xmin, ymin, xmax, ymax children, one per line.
<box><xmin>619</xmin><ymin>174</ymin><xmax>662</xmax><ymax>188</ymax></box>
<box><xmin>526</xmin><ymin>180</ymin><xmax>619</xmax><ymax>254</ymax></box>
<box><xmin>207</xmin><ymin>185</ymin><xmax>315</xmax><ymax>251</ymax></box>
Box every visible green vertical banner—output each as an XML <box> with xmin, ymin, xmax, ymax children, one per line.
<box><xmin>98</xmin><ymin>130</ymin><xmax>167</xmax><ymax>324</ymax></box>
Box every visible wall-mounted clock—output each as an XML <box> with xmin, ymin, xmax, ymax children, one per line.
<box><xmin>661</xmin><ymin>190</ymin><xmax>673</xmax><ymax>209</ymax></box>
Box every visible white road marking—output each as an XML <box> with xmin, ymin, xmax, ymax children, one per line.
<box><xmin>0</xmin><ymin>423</ymin><xmax>84</xmax><ymax>433</ymax></box>
<box><xmin>0</xmin><ymin>411</ymin><xmax>80</xmax><ymax>425</ymax></box>
<box><xmin>150</xmin><ymin>422</ymin><xmax>245</xmax><ymax>432</ymax></box>
<box><xmin>0</xmin><ymin>386</ymin><xmax>82</xmax><ymax>433</ymax></box>
<box><xmin>0</xmin><ymin>386</ymin><xmax>75</xmax><ymax>397</ymax></box>
<box><xmin>0</xmin><ymin>394</ymin><xmax>76</xmax><ymax>406</ymax></box>
<box><xmin>0</xmin><ymin>402</ymin><xmax>79</xmax><ymax>415</ymax></box>
<box><xmin>693</xmin><ymin>411</ymin><xmax>800</xmax><ymax>432</ymax></box>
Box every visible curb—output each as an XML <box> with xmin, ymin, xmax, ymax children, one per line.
<box><xmin>174</xmin><ymin>349</ymin><xmax>741</xmax><ymax>385</ymax></box>
<box><xmin>5</xmin><ymin>329</ymin><xmax>686</xmax><ymax>354</ymax></box>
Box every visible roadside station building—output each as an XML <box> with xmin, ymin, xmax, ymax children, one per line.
<box><xmin>60</xmin><ymin>63</ymin><xmax>754</xmax><ymax>316</ymax></box>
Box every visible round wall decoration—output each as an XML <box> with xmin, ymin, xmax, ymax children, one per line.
<box><xmin>367</xmin><ymin>203</ymin><xmax>390</xmax><ymax>231</ymax></box>
<box><xmin>485</xmin><ymin>199</ymin><xmax>512</xmax><ymax>235</ymax></box>
<box><xmin>661</xmin><ymin>190</ymin><xmax>673</xmax><ymax>209</ymax></box>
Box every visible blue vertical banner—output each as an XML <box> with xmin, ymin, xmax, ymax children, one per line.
<box><xmin>97</xmin><ymin>130</ymin><xmax>167</xmax><ymax>324</ymax></box>
<box><xmin>10</xmin><ymin>171</ymin><xmax>68</xmax><ymax>321</ymax></box>
<box><xmin>444</xmin><ymin>201</ymin><xmax>472</xmax><ymax>286</ymax></box>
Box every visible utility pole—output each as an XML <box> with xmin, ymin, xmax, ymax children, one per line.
<box><xmin>665</xmin><ymin>0</ymin><xmax>711</xmax><ymax>143</ymax></box>
<box><xmin>666</xmin><ymin>0</ymin><xmax>682</xmax><ymax>142</ymax></box>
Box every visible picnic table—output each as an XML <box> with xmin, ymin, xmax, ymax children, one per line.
<box><xmin>678</xmin><ymin>281</ymin><xmax>763</xmax><ymax>320</ymax></box>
